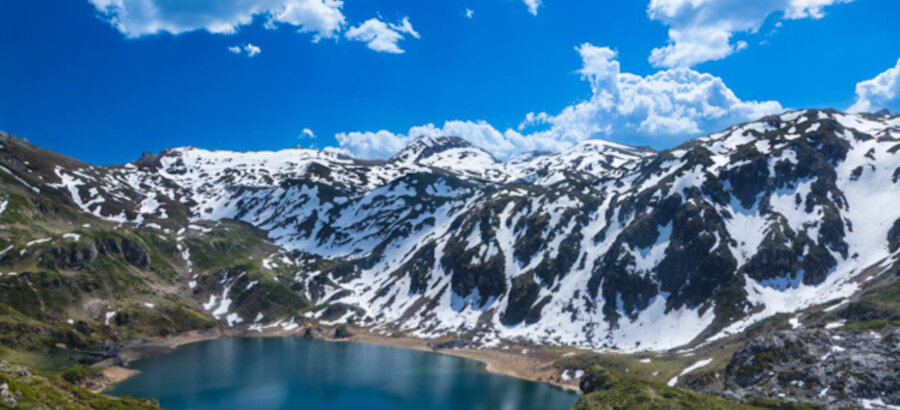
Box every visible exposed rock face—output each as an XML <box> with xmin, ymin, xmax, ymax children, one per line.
<box><xmin>1</xmin><ymin>109</ymin><xmax>899</xmax><ymax>352</ymax></box>
<box><xmin>39</xmin><ymin>241</ymin><xmax>99</xmax><ymax>270</ymax></box>
<box><xmin>723</xmin><ymin>329</ymin><xmax>900</xmax><ymax>408</ymax></box>
<box><xmin>889</xmin><ymin>218</ymin><xmax>900</xmax><ymax>253</ymax></box>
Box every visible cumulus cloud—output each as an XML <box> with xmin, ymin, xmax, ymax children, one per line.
<box><xmin>87</xmin><ymin>0</ymin><xmax>346</xmax><ymax>40</ymax></box>
<box><xmin>647</xmin><ymin>0</ymin><xmax>852</xmax><ymax>68</ymax></box>
<box><xmin>520</xmin><ymin>44</ymin><xmax>782</xmax><ymax>145</ymax></box>
<box><xmin>849</xmin><ymin>58</ymin><xmax>900</xmax><ymax>113</ymax></box>
<box><xmin>523</xmin><ymin>0</ymin><xmax>541</xmax><ymax>16</ymax></box>
<box><xmin>336</xmin><ymin>43</ymin><xmax>782</xmax><ymax>160</ymax></box>
<box><xmin>345</xmin><ymin>17</ymin><xmax>420</xmax><ymax>54</ymax></box>
<box><xmin>336</xmin><ymin>130</ymin><xmax>412</xmax><ymax>159</ymax></box>
<box><xmin>336</xmin><ymin>121</ymin><xmax>569</xmax><ymax>160</ymax></box>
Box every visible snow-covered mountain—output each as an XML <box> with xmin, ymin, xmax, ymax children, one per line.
<box><xmin>2</xmin><ymin>109</ymin><xmax>898</xmax><ymax>351</ymax></box>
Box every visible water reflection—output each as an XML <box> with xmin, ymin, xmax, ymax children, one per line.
<box><xmin>109</xmin><ymin>338</ymin><xmax>579</xmax><ymax>410</ymax></box>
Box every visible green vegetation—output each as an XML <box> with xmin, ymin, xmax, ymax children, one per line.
<box><xmin>183</xmin><ymin>221</ymin><xmax>270</xmax><ymax>271</ymax></box>
<box><xmin>0</xmin><ymin>362</ymin><xmax>157</xmax><ymax>409</ymax></box>
<box><xmin>574</xmin><ymin>367</ymin><xmax>763</xmax><ymax>410</ymax></box>
<box><xmin>60</xmin><ymin>365</ymin><xmax>102</xmax><ymax>385</ymax></box>
<box><xmin>573</xmin><ymin>367</ymin><xmax>820</xmax><ymax>410</ymax></box>
<box><xmin>554</xmin><ymin>347</ymin><xmax>736</xmax><ymax>389</ymax></box>
<box><xmin>0</xmin><ymin>177</ymin><xmax>313</xmax><ymax>408</ymax></box>
<box><xmin>107</xmin><ymin>300</ymin><xmax>217</xmax><ymax>339</ymax></box>
<box><xmin>836</xmin><ymin>271</ymin><xmax>900</xmax><ymax>331</ymax></box>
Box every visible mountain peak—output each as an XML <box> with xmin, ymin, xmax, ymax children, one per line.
<box><xmin>389</xmin><ymin>135</ymin><xmax>484</xmax><ymax>164</ymax></box>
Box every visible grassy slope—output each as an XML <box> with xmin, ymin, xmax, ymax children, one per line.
<box><xmin>573</xmin><ymin>367</ymin><xmax>765</xmax><ymax>410</ymax></box>
<box><xmin>1</xmin><ymin>133</ymin><xmax>896</xmax><ymax>409</ymax></box>
<box><xmin>0</xmin><ymin>169</ymin><xmax>312</xmax><ymax>407</ymax></box>
<box><xmin>0</xmin><ymin>362</ymin><xmax>156</xmax><ymax>409</ymax></box>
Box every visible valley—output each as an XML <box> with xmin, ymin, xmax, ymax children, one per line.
<box><xmin>0</xmin><ymin>108</ymin><xmax>898</xmax><ymax>408</ymax></box>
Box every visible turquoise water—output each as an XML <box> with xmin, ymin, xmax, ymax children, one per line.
<box><xmin>108</xmin><ymin>338</ymin><xmax>579</xmax><ymax>410</ymax></box>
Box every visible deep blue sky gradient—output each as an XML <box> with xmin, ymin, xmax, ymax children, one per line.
<box><xmin>1</xmin><ymin>0</ymin><xmax>898</xmax><ymax>164</ymax></box>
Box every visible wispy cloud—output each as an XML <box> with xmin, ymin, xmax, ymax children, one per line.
<box><xmin>523</xmin><ymin>0</ymin><xmax>541</xmax><ymax>16</ymax></box>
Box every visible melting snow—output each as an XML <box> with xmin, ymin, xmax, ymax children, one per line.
<box><xmin>25</xmin><ymin>238</ymin><xmax>51</xmax><ymax>247</ymax></box>
<box><xmin>62</xmin><ymin>233</ymin><xmax>81</xmax><ymax>241</ymax></box>
<box><xmin>668</xmin><ymin>358</ymin><xmax>713</xmax><ymax>387</ymax></box>
<box><xmin>824</xmin><ymin>321</ymin><xmax>845</xmax><ymax>330</ymax></box>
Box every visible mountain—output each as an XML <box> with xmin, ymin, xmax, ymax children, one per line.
<box><xmin>1</xmin><ymin>109</ymin><xmax>898</xmax><ymax>354</ymax></box>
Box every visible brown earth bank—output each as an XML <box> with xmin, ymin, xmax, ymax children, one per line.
<box><xmin>91</xmin><ymin>325</ymin><xmax>585</xmax><ymax>394</ymax></box>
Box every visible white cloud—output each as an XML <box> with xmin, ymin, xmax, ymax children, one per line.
<box><xmin>849</xmin><ymin>58</ymin><xmax>900</xmax><ymax>113</ymax></box>
<box><xmin>301</xmin><ymin>128</ymin><xmax>316</xmax><ymax>138</ymax></box>
<box><xmin>88</xmin><ymin>0</ymin><xmax>346</xmax><ymax>40</ymax></box>
<box><xmin>88</xmin><ymin>0</ymin><xmax>418</xmax><ymax>55</ymax></box>
<box><xmin>244</xmin><ymin>43</ymin><xmax>262</xmax><ymax>56</ymax></box>
<box><xmin>335</xmin><ymin>43</ymin><xmax>783</xmax><ymax>160</ymax></box>
<box><xmin>647</xmin><ymin>0</ymin><xmax>852</xmax><ymax>68</ymax></box>
<box><xmin>345</xmin><ymin>17</ymin><xmax>420</xmax><ymax>54</ymax></box>
<box><xmin>523</xmin><ymin>44</ymin><xmax>783</xmax><ymax>144</ymax></box>
<box><xmin>270</xmin><ymin>0</ymin><xmax>347</xmax><ymax>41</ymax></box>
<box><xmin>336</xmin><ymin>130</ymin><xmax>412</xmax><ymax>159</ymax></box>
<box><xmin>227</xmin><ymin>43</ymin><xmax>262</xmax><ymax>57</ymax></box>
<box><xmin>336</xmin><ymin>121</ymin><xmax>568</xmax><ymax>160</ymax></box>
<box><xmin>523</xmin><ymin>0</ymin><xmax>541</xmax><ymax>15</ymax></box>
<box><xmin>465</xmin><ymin>8</ymin><xmax>475</xmax><ymax>19</ymax></box>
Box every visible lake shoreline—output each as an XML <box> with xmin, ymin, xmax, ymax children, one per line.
<box><xmin>93</xmin><ymin>326</ymin><xmax>583</xmax><ymax>395</ymax></box>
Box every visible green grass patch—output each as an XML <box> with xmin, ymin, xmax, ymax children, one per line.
<box><xmin>574</xmin><ymin>367</ymin><xmax>766</xmax><ymax>410</ymax></box>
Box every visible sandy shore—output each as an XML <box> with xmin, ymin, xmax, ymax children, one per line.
<box><xmin>93</xmin><ymin>326</ymin><xmax>583</xmax><ymax>395</ymax></box>
<box><xmin>89</xmin><ymin>366</ymin><xmax>140</xmax><ymax>393</ymax></box>
<box><xmin>349</xmin><ymin>330</ymin><xmax>582</xmax><ymax>392</ymax></box>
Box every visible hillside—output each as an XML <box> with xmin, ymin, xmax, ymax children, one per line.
<box><xmin>0</xmin><ymin>109</ymin><xmax>898</xmax><ymax>408</ymax></box>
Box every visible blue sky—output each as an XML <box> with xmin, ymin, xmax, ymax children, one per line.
<box><xmin>1</xmin><ymin>0</ymin><xmax>899</xmax><ymax>164</ymax></box>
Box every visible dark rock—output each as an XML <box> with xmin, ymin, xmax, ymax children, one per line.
<box><xmin>579</xmin><ymin>367</ymin><xmax>619</xmax><ymax>394</ymax></box>
<box><xmin>432</xmin><ymin>339</ymin><xmax>478</xmax><ymax>350</ymax></box>
<box><xmin>333</xmin><ymin>325</ymin><xmax>354</xmax><ymax>339</ymax></box>
<box><xmin>724</xmin><ymin>328</ymin><xmax>900</xmax><ymax>408</ymax></box>
<box><xmin>501</xmin><ymin>272</ymin><xmax>541</xmax><ymax>326</ymax></box>
<box><xmin>889</xmin><ymin>218</ymin><xmax>900</xmax><ymax>253</ymax></box>
<box><xmin>39</xmin><ymin>241</ymin><xmax>98</xmax><ymax>270</ymax></box>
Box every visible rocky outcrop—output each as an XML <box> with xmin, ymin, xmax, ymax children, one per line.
<box><xmin>575</xmin><ymin>366</ymin><xmax>759</xmax><ymax>409</ymax></box>
<box><xmin>3</xmin><ymin>109</ymin><xmax>900</xmax><ymax>351</ymax></box>
<box><xmin>39</xmin><ymin>241</ymin><xmax>99</xmax><ymax>270</ymax></box>
<box><xmin>723</xmin><ymin>329</ymin><xmax>900</xmax><ymax>408</ymax></box>
<box><xmin>889</xmin><ymin>218</ymin><xmax>900</xmax><ymax>253</ymax></box>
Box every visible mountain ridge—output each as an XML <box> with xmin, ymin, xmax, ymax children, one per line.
<box><xmin>1</xmin><ymin>108</ymin><xmax>898</xmax><ymax>352</ymax></box>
